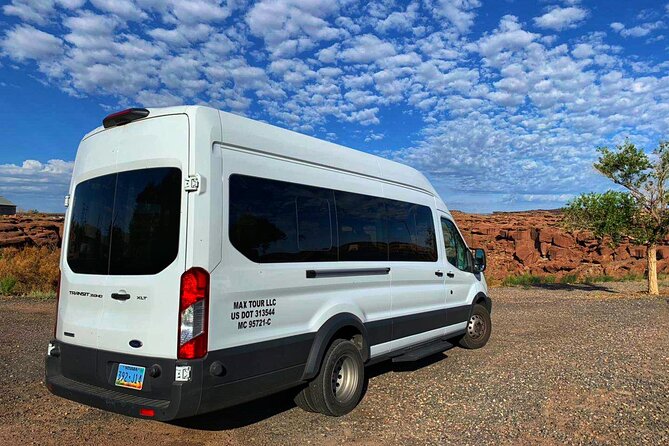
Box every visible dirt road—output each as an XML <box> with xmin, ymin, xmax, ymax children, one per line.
<box><xmin>1</xmin><ymin>282</ymin><xmax>668</xmax><ymax>445</ymax></box>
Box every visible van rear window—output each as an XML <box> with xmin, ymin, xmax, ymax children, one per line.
<box><xmin>67</xmin><ymin>167</ymin><xmax>182</xmax><ymax>275</ymax></box>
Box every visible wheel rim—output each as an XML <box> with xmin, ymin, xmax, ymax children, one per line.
<box><xmin>331</xmin><ymin>354</ymin><xmax>359</xmax><ymax>404</ymax></box>
<box><xmin>467</xmin><ymin>314</ymin><xmax>486</xmax><ymax>339</ymax></box>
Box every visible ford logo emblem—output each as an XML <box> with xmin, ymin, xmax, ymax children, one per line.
<box><xmin>129</xmin><ymin>340</ymin><xmax>143</xmax><ymax>348</ymax></box>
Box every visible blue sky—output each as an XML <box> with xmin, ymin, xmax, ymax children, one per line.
<box><xmin>1</xmin><ymin>0</ymin><xmax>669</xmax><ymax>213</ymax></box>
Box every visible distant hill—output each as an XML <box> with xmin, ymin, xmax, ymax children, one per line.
<box><xmin>1</xmin><ymin>211</ymin><xmax>665</xmax><ymax>282</ymax></box>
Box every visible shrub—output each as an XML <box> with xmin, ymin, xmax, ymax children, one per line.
<box><xmin>0</xmin><ymin>276</ymin><xmax>17</xmax><ymax>294</ymax></box>
<box><xmin>501</xmin><ymin>274</ymin><xmax>556</xmax><ymax>287</ymax></box>
<box><xmin>582</xmin><ymin>275</ymin><xmax>616</xmax><ymax>284</ymax></box>
<box><xmin>559</xmin><ymin>274</ymin><xmax>579</xmax><ymax>284</ymax></box>
<box><xmin>620</xmin><ymin>273</ymin><xmax>644</xmax><ymax>282</ymax></box>
<box><xmin>0</xmin><ymin>246</ymin><xmax>60</xmax><ymax>296</ymax></box>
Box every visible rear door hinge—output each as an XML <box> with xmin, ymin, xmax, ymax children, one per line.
<box><xmin>184</xmin><ymin>174</ymin><xmax>201</xmax><ymax>192</ymax></box>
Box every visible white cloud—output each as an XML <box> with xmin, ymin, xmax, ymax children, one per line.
<box><xmin>477</xmin><ymin>15</ymin><xmax>539</xmax><ymax>66</ymax></box>
<box><xmin>3</xmin><ymin>1</ymin><xmax>669</xmax><ymax>212</ymax></box>
<box><xmin>0</xmin><ymin>159</ymin><xmax>74</xmax><ymax>212</ymax></box>
<box><xmin>90</xmin><ymin>0</ymin><xmax>148</xmax><ymax>21</ymax></box>
<box><xmin>365</xmin><ymin>131</ymin><xmax>385</xmax><ymax>142</ymax></box>
<box><xmin>2</xmin><ymin>0</ymin><xmax>56</xmax><ymax>25</ymax></box>
<box><xmin>339</xmin><ymin>34</ymin><xmax>396</xmax><ymax>63</ymax></box>
<box><xmin>58</xmin><ymin>0</ymin><xmax>86</xmax><ymax>8</ymax></box>
<box><xmin>572</xmin><ymin>43</ymin><xmax>594</xmax><ymax>58</ymax></box>
<box><xmin>610</xmin><ymin>22</ymin><xmax>624</xmax><ymax>32</ymax></box>
<box><xmin>428</xmin><ymin>0</ymin><xmax>481</xmax><ymax>34</ymax></box>
<box><xmin>1</xmin><ymin>25</ymin><xmax>63</xmax><ymax>61</ymax></box>
<box><xmin>534</xmin><ymin>6</ymin><xmax>588</xmax><ymax>31</ymax></box>
<box><xmin>169</xmin><ymin>0</ymin><xmax>231</xmax><ymax>24</ymax></box>
<box><xmin>246</xmin><ymin>0</ymin><xmax>342</xmax><ymax>58</ymax></box>
<box><xmin>376</xmin><ymin>2</ymin><xmax>419</xmax><ymax>33</ymax></box>
<box><xmin>610</xmin><ymin>20</ymin><xmax>664</xmax><ymax>38</ymax></box>
<box><xmin>63</xmin><ymin>12</ymin><xmax>120</xmax><ymax>49</ymax></box>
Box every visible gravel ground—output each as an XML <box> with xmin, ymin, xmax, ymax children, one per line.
<box><xmin>1</xmin><ymin>282</ymin><xmax>667</xmax><ymax>445</ymax></box>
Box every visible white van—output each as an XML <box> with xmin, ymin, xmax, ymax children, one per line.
<box><xmin>46</xmin><ymin>106</ymin><xmax>491</xmax><ymax>420</ymax></box>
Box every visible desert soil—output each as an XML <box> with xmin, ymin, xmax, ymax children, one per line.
<box><xmin>1</xmin><ymin>282</ymin><xmax>667</xmax><ymax>446</ymax></box>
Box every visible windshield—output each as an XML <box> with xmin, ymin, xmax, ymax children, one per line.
<box><xmin>67</xmin><ymin>167</ymin><xmax>182</xmax><ymax>275</ymax></box>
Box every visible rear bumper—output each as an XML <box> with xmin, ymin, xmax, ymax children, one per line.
<box><xmin>45</xmin><ymin>340</ymin><xmax>202</xmax><ymax>421</ymax></box>
<box><xmin>45</xmin><ymin>338</ymin><xmax>310</xmax><ymax>421</ymax></box>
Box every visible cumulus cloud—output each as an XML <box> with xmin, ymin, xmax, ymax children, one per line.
<box><xmin>376</xmin><ymin>2</ymin><xmax>419</xmax><ymax>34</ymax></box>
<box><xmin>534</xmin><ymin>6</ymin><xmax>588</xmax><ymax>31</ymax></box>
<box><xmin>0</xmin><ymin>160</ymin><xmax>74</xmax><ymax>211</ymax></box>
<box><xmin>477</xmin><ymin>15</ymin><xmax>539</xmax><ymax>66</ymax></box>
<box><xmin>3</xmin><ymin>0</ymin><xmax>56</xmax><ymax>25</ymax></box>
<box><xmin>1</xmin><ymin>25</ymin><xmax>63</xmax><ymax>61</ymax></box>
<box><xmin>2</xmin><ymin>1</ymin><xmax>669</xmax><ymax>212</ymax></box>
<box><xmin>246</xmin><ymin>0</ymin><xmax>341</xmax><ymax>58</ymax></box>
<box><xmin>428</xmin><ymin>0</ymin><xmax>482</xmax><ymax>34</ymax></box>
<box><xmin>90</xmin><ymin>0</ymin><xmax>149</xmax><ymax>21</ymax></box>
<box><xmin>610</xmin><ymin>20</ymin><xmax>664</xmax><ymax>38</ymax></box>
<box><xmin>339</xmin><ymin>34</ymin><xmax>397</xmax><ymax>63</ymax></box>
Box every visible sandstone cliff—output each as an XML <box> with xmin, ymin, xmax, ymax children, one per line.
<box><xmin>453</xmin><ymin>210</ymin><xmax>667</xmax><ymax>281</ymax></box>
<box><xmin>0</xmin><ymin>214</ymin><xmax>63</xmax><ymax>248</ymax></box>
<box><xmin>1</xmin><ymin>212</ymin><xmax>665</xmax><ymax>282</ymax></box>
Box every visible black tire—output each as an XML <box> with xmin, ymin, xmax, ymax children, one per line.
<box><xmin>458</xmin><ymin>304</ymin><xmax>492</xmax><ymax>349</ymax></box>
<box><xmin>304</xmin><ymin>339</ymin><xmax>365</xmax><ymax>416</ymax></box>
<box><xmin>293</xmin><ymin>386</ymin><xmax>317</xmax><ymax>412</ymax></box>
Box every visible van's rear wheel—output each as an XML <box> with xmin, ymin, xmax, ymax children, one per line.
<box><xmin>300</xmin><ymin>339</ymin><xmax>365</xmax><ymax>416</ymax></box>
<box><xmin>458</xmin><ymin>304</ymin><xmax>492</xmax><ymax>349</ymax></box>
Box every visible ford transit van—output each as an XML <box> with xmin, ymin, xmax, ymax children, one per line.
<box><xmin>46</xmin><ymin>106</ymin><xmax>491</xmax><ymax>419</ymax></box>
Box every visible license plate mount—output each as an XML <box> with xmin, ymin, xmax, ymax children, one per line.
<box><xmin>115</xmin><ymin>363</ymin><xmax>146</xmax><ymax>391</ymax></box>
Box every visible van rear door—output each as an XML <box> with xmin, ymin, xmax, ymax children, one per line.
<box><xmin>58</xmin><ymin>113</ymin><xmax>189</xmax><ymax>359</ymax></box>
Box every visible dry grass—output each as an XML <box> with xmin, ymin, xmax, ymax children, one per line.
<box><xmin>0</xmin><ymin>246</ymin><xmax>60</xmax><ymax>297</ymax></box>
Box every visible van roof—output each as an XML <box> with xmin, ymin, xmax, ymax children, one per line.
<box><xmin>84</xmin><ymin>105</ymin><xmax>445</xmax><ymax>210</ymax></box>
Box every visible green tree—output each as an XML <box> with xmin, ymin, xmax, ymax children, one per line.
<box><xmin>563</xmin><ymin>139</ymin><xmax>669</xmax><ymax>295</ymax></box>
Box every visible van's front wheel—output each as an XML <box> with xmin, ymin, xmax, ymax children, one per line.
<box><xmin>301</xmin><ymin>339</ymin><xmax>365</xmax><ymax>416</ymax></box>
<box><xmin>458</xmin><ymin>304</ymin><xmax>492</xmax><ymax>349</ymax></box>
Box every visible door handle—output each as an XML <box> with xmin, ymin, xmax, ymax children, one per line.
<box><xmin>435</xmin><ymin>270</ymin><xmax>444</xmax><ymax>277</ymax></box>
<box><xmin>446</xmin><ymin>271</ymin><xmax>455</xmax><ymax>278</ymax></box>
<box><xmin>111</xmin><ymin>293</ymin><xmax>131</xmax><ymax>301</ymax></box>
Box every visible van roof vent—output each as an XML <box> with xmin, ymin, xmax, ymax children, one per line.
<box><xmin>103</xmin><ymin>108</ymin><xmax>150</xmax><ymax>129</ymax></box>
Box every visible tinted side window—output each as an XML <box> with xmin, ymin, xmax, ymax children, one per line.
<box><xmin>334</xmin><ymin>191</ymin><xmax>387</xmax><ymax>261</ymax></box>
<box><xmin>412</xmin><ymin>205</ymin><xmax>437</xmax><ymax>261</ymax></box>
<box><xmin>228</xmin><ymin>174</ymin><xmax>438</xmax><ymax>264</ymax></box>
<box><xmin>229</xmin><ymin>175</ymin><xmax>336</xmax><ymax>263</ymax></box>
<box><xmin>297</xmin><ymin>196</ymin><xmax>333</xmax><ymax>253</ymax></box>
<box><xmin>387</xmin><ymin>201</ymin><xmax>437</xmax><ymax>261</ymax></box>
<box><xmin>441</xmin><ymin>218</ymin><xmax>472</xmax><ymax>272</ymax></box>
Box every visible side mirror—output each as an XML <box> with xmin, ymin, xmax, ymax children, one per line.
<box><xmin>472</xmin><ymin>248</ymin><xmax>486</xmax><ymax>273</ymax></box>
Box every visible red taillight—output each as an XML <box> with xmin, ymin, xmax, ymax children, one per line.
<box><xmin>139</xmin><ymin>408</ymin><xmax>155</xmax><ymax>417</ymax></box>
<box><xmin>53</xmin><ymin>270</ymin><xmax>61</xmax><ymax>338</ymax></box>
<box><xmin>178</xmin><ymin>267</ymin><xmax>209</xmax><ymax>360</ymax></box>
<box><xmin>102</xmin><ymin>108</ymin><xmax>149</xmax><ymax>128</ymax></box>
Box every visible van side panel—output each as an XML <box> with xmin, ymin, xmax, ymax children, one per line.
<box><xmin>207</xmin><ymin>147</ymin><xmax>393</xmax><ymax>373</ymax></box>
<box><xmin>186</xmin><ymin>107</ymin><xmax>223</xmax><ymax>272</ymax></box>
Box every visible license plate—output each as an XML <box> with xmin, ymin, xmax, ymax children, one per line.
<box><xmin>115</xmin><ymin>364</ymin><xmax>146</xmax><ymax>391</ymax></box>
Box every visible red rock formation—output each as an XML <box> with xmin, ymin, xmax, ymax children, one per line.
<box><xmin>1</xmin><ymin>211</ymin><xmax>663</xmax><ymax>282</ymax></box>
<box><xmin>452</xmin><ymin>210</ymin><xmax>665</xmax><ymax>281</ymax></box>
<box><xmin>0</xmin><ymin>214</ymin><xmax>63</xmax><ymax>248</ymax></box>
